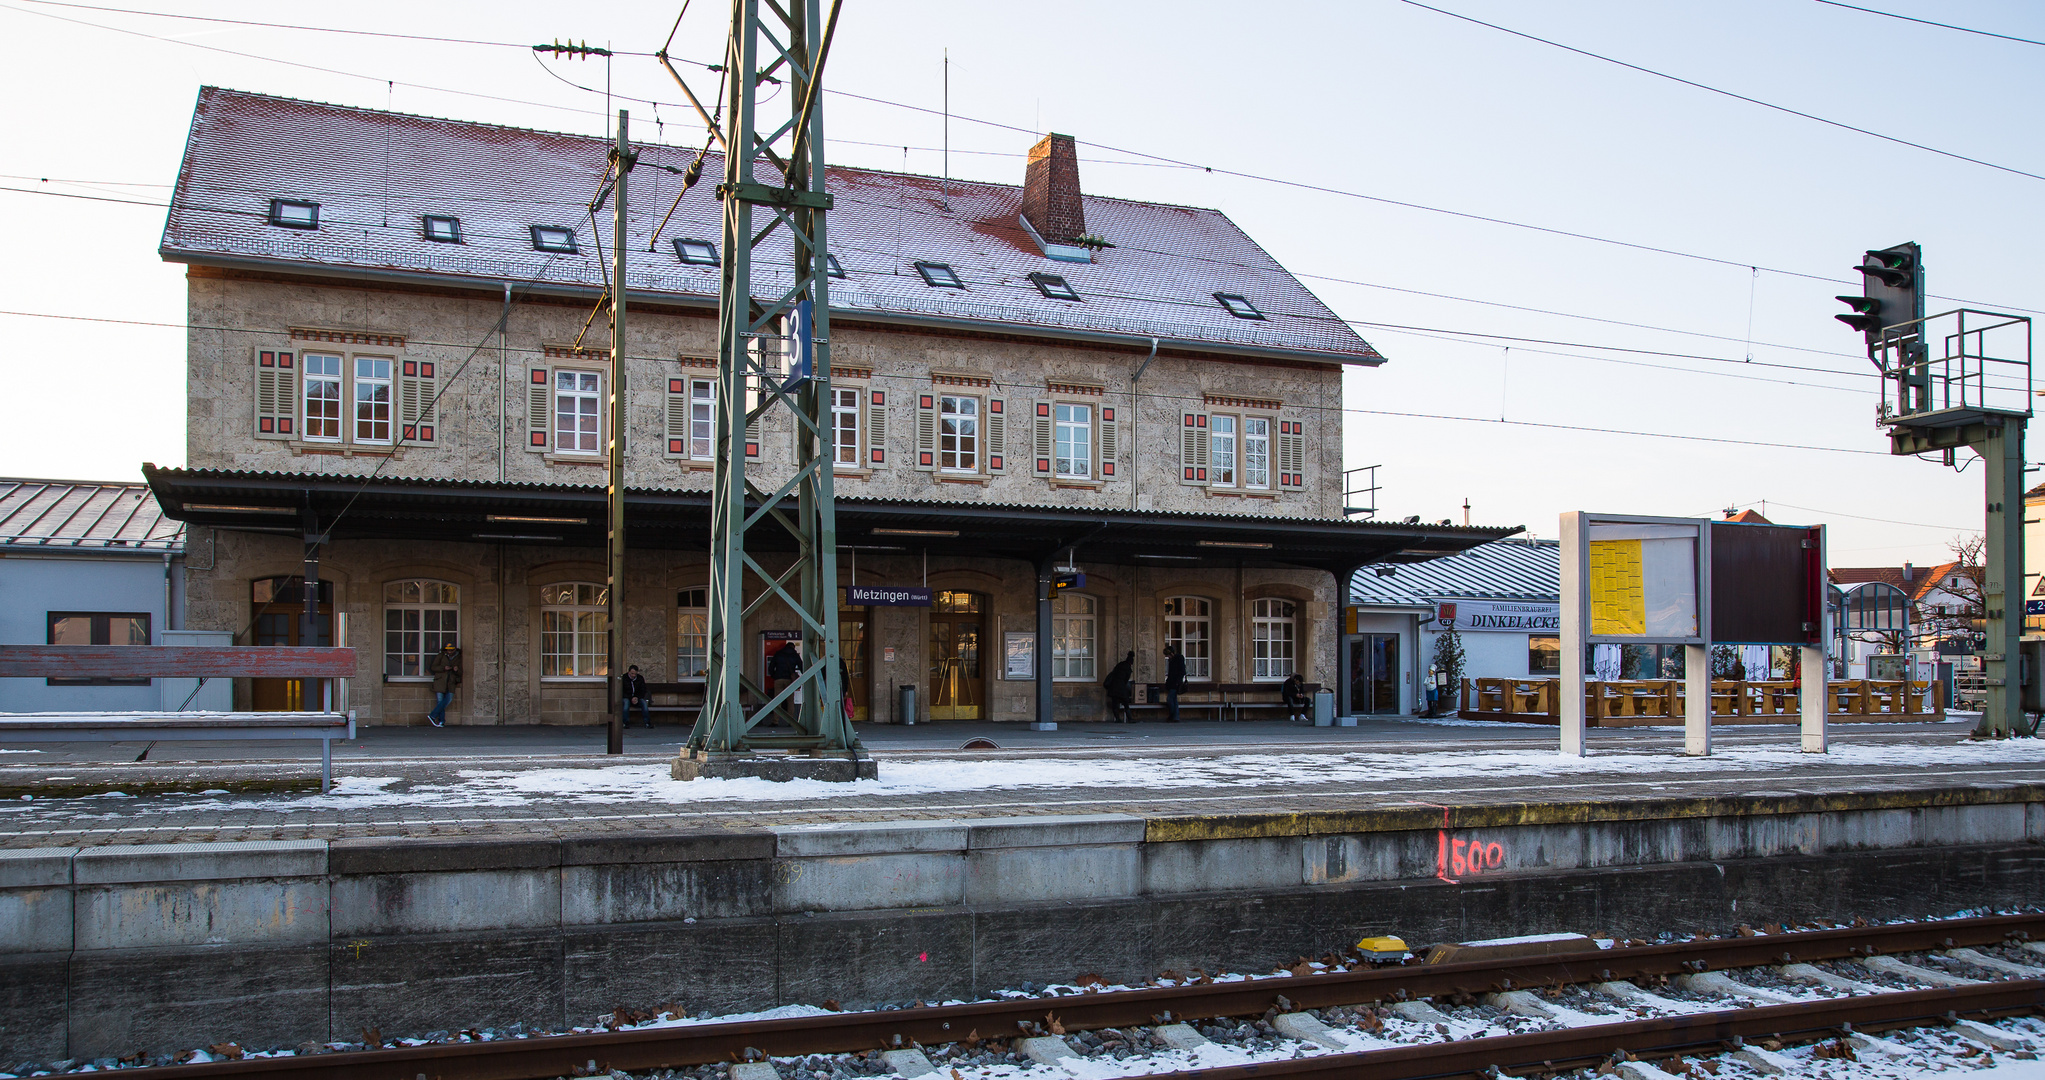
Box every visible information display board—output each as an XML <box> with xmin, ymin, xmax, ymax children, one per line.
<box><xmin>1584</xmin><ymin>522</ymin><xmax>1702</xmax><ymax>642</ymax></box>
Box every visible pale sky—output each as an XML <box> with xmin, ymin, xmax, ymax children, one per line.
<box><xmin>2</xmin><ymin>0</ymin><xmax>2038</xmax><ymax>567</ymax></box>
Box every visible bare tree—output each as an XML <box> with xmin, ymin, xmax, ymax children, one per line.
<box><xmin>1913</xmin><ymin>534</ymin><xmax>1985</xmax><ymax>650</ymax></box>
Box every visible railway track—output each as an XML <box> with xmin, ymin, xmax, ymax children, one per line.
<box><xmin>84</xmin><ymin>912</ymin><xmax>2045</xmax><ymax>1080</ymax></box>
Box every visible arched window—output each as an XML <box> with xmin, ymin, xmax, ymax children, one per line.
<box><xmin>1051</xmin><ymin>593</ymin><xmax>1096</xmax><ymax>680</ymax></box>
<box><xmin>1251</xmin><ymin>597</ymin><xmax>1296</xmax><ymax>681</ymax></box>
<box><xmin>1162</xmin><ymin>596</ymin><xmax>1212</xmax><ymax>680</ymax></box>
<box><xmin>677</xmin><ymin>587</ymin><xmax>708</xmax><ymax>681</ymax></box>
<box><xmin>384</xmin><ymin>579</ymin><xmax>459</xmax><ymax>677</ymax></box>
<box><xmin>541</xmin><ymin>582</ymin><xmax>608</xmax><ymax>678</ymax></box>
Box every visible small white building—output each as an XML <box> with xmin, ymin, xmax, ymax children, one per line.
<box><xmin>0</xmin><ymin>479</ymin><xmax>187</xmax><ymax>711</ymax></box>
<box><xmin>1345</xmin><ymin>538</ymin><xmax>1558</xmax><ymax>716</ymax></box>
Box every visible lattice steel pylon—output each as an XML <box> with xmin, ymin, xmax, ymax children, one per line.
<box><xmin>670</xmin><ymin>0</ymin><xmax>871</xmax><ymax>780</ymax></box>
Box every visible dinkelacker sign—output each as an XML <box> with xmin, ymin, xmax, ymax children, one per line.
<box><xmin>1434</xmin><ymin>599</ymin><xmax>1561</xmax><ymax>633</ymax></box>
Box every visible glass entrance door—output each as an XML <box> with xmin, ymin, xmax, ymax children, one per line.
<box><xmin>1348</xmin><ymin>634</ymin><xmax>1400</xmax><ymax>715</ymax></box>
<box><xmin>928</xmin><ymin>591</ymin><xmax>984</xmax><ymax>720</ymax></box>
<box><xmin>840</xmin><ymin>608</ymin><xmax>870</xmax><ymax>721</ymax></box>
<box><xmin>250</xmin><ymin>576</ymin><xmax>333</xmax><ymax>711</ymax></box>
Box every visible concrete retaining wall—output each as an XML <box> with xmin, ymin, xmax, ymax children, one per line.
<box><xmin>5</xmin><ymin>786</ymin><xmax>2045</xmax><ymax>1063</ymax></box>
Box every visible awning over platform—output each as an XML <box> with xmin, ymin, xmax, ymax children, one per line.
<box><xmin>144</xmin><ymin>466</ymin><xmax>1519</xmax><ymax>576</ymax></box>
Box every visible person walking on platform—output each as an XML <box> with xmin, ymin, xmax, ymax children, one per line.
<box><xmin>427</xmin><ymin>642</ymin><xmax>462</xmax><ymax>727</ymax></box>
<box><xmin>1281</xmin><ymin>671</ymin><xmax>1309</xmax><ymax>722</ymax></box>
<box><xmin>622</xmin><ymin>665</ymin><xmax>651</xmax><ymax>728</ymax></box>
<box><xmin>1103</xmin><ymin>651</ymin><xmax>1135</xmax><ymax>722</ymax></box>
<box><xmin>1163</xmin><ymin>644</ymin><xmax>1187</xmax><ymax>723</ymax></box>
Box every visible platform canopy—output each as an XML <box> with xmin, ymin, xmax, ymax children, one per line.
<box><xmin>143</xmin><ymin>466</ymin><xmax>1518</xmax><ymax>576</ymax></box>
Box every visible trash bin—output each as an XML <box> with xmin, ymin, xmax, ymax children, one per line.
<box><xmin>898</xmin><ymin>684</ymin><xmax>917</xmax><ymax>726</ymax></box>
<box><xmin>1312</xmin><ymin>688</ymin><xmax>1336</xmax><ymax>727</ymax></box>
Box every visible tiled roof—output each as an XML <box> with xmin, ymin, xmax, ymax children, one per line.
<box><xmin>0</xmin><ymin>479</ymin><xmax>185</xmax><ymax>552</ymax></box>
<box><xmin>1831</xmin><ymin>562</ymin><xmax>1969</xmax><ymax>602</ymax></box>
<box><xmin>1348</xmin><ymin>537</ymin><xmax>1559</xmax><ymax>605</ymax></box>
<box><xmin>161</xmin><ymin>88</ymin><xmax>1383</xmax><ymax>366</ymax></box>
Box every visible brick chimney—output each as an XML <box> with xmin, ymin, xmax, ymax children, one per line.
<box><xmin>1021</xmin><ymin>133</ymin><xmax>1085</xmax><ymax>243</ymax></box>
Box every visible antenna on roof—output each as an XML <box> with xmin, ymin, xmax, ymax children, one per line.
<box><xmin>942</xmin><ymin>48</ymin><xmax>950</xmax><ymax>211</ymax></box>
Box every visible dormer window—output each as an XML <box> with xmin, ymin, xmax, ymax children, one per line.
<box><xmin>826</xmin><ymin>254</ymin><xmax>846</xmax><ymax>278</ymax></box>
<box><xmin>673</xmin><ymin>238</ymin><xmax>719</xmax><ymax>266</ymax></box>
<box><xmin>915</xmin><ymin>261</ymin><xmax>964</xmax><ymax>289</ymax></box>
<box><xmin>1214</xmin><ymin>292</ymin><xmax>1264</xmax><ymax>320</ymax></box>
<box><xmin>422</xmin><ymin>215</ymin><xmax>462</xmax><ymax>243</ymax></box>
<box><xmin>1030</xmin><ymin>272</ymin><xmax>1080</xmax><ymax>301</ymax></box>
<box><xmin>269</xmin><ymin>200</ymin><xmax>319</xmax><ymax>230</ymax></box>
<box><xmin>531</xmin><ymin>226</ymin><xmax>578</xmax><ymax>254</ymax></box>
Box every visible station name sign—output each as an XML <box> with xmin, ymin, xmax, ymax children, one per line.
<box><xmin>1435</xmin><ymin>600</ymin><xmax>1561</xmax><ymax>633</ymax></box>
<box><xmin>846</xmin><ymin>585</ymin><xmax>933</xmax><ymax>607</ymax></box>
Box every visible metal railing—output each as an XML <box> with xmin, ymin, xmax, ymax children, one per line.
<box><xmin>1877</xmin><ymin>308</ymin><xmax>2033</xmax><ymax>425</ymax></box>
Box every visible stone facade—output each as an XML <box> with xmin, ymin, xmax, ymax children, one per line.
<box><xmin>179</xmin><ymin>270</ymin><xmax>1347</xmax><ymax>725</ymax></box>
<box><xmin>186</xmin><ymin>271</ymin><xmax>1343</xmax><ymax>516</ymax></box>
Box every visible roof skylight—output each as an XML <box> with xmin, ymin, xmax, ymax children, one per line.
<box><xmin>673</xmin><ymin>238</ymin><xmax>719</xmax><ymax>266</ymax></box>
<box><xmin>1030</xmin><ymin>272</ymin><xmax>1080</xmax><ymax>301</ymax></box>
<box><xmin>531</xmin><ymin>226</ymin><xmax>578</xmax><ymax>254</ymax></box>
<box><xmin>915</xmin><ymin>261</ymin><xmax>964</xmax><ymax>289</ymax></box>
<box><xmin>1214</xmin><ymin>292</ymin><xmax>1265</xmax><ymax>320</ymax></box>
<box><xmin>268</xmin><ymin>199</ymin><xmax>319</xmax><ymax>230</ymax></box>
<box><xmin>422</xmin><ymin>215</ymin><xmax>462</xmax><ymax>243</ymax></box>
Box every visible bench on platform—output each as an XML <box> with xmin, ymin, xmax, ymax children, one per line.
<box><xmin>1128</xmin><ymin>682</ymin><xmax>1321</xmax><ymax>721</ymax></box>
<box><xmin>642</xmin><ymin>681</ymin><xmax>705</xmax><ymax>722</ymax></box>
<box><xmin>0</xmin><ymin>645</ymin><xmax>359</xmax><ymax>790</ymax></box>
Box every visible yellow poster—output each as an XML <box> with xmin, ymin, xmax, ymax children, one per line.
<box><xmin>1588</xmin><ymin>538</ymin><xmax>1646</xmax><ymax>636</ymax></box>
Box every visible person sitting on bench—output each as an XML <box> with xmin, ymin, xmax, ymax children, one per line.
<box><xmin>1281</xmin><ymin>671</ymin><xmax>1309</xmax><ymax>722</ymax></box>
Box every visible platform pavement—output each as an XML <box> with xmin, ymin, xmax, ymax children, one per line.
<box><xmin>3</xmin><ymin>714</ymin><xmax>2031</xmax><ymax>849</ymax></box>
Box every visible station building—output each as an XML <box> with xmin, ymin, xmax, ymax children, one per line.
<box><xmin>146</xmin><ymin>88</ymin><xmax>1512</xmax><ymax>726</ymax></box>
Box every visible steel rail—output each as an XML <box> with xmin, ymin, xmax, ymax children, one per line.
<box><xmin>1158</xmin><ymin>979</ymin><xmax>2045</xmax><ymax>1079</ymax></box>
<box><xmin>106</xmin><ymin>913</ymin><xmax>2045</xmax><ymax>1080</ymax></box>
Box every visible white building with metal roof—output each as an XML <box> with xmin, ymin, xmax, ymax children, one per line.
<box><xmin>1346</xmin><ymin>538</ymin><xmax>1559</xmax><ymax>716</ymax></box>
<box><xmin>0</xmin><ymin>479</ymin><xmax>190</xmax><ymax>712</ymax></box>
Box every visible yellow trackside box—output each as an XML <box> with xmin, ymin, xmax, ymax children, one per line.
<box><xmin>1355</xmin><ymin>935</ymin><xmax>1410</xmax><ymax>960</ymax></box>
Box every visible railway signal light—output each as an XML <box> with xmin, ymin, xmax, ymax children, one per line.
<box><xmin>1835</xmin><ymin>242</ymin><xmax>1923</xmax><ymax>349</ymax></box>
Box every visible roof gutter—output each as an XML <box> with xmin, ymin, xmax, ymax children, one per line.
<box><xmin>160</xmin><ymin>251</ymin><xmax>1386</xmax><ymax>369</ymax></box>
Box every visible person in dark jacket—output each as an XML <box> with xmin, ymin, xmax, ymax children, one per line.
<box><xmin>622</xmin><ymin>664</ymin><xmax>651</xmax><ymax>728</ymax></box>
<box><xmin>427</xmin><ymin>642</ymin><xmax>461</xmax><ymax>727</ymax></box>
<box><xmin>1163</xmin><ymin>644</ymin><xmax>1187</xmax><ymax>723</ymax></box>
<box><xmin>767</xmin><ymin>642</ymin><xmax>801</xmax><ymax>691</ymax></box>
<box><xmin>1281</xmin><ymin>671</ymin><xmax>1309</xmax><ymax>722</ymax></box>
<box><xmin>1103</xmin><ymin>651</ymin><xmax>1135</xmax><ymax>722</ymax></box>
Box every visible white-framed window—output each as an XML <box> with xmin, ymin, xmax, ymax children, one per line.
<box><xmin>939</xmin><ymin>394</ymin><xmax>978</xmax><ymax>472</ymax></box>
<box><xmin>383</xmin><ymin>579</ymin><xmax>459</xmax><ymax>678</ymax></box>
<box><xmin>1054</xmin><ymin>402</ymin><xmax>1093</xmax><ymax>479</ymax></box>
<box><xmin>540</xmin><ymin>581</ymin><xmax>608</xmax><ymax>678</ymax></box>
<box><xmin>676</xmin><ymin>587</ymin><xmax>708</xmax><ymax>681</ymax></box>
<box><xmin>688</xmin><ymin>378</ymin><xmax>714</xmax><ymax>459</ymax></box>
<box><xmin>1210</xmin><ymin>415</ymin><xmax>1237</xmax><ymax>487</ymax></box>
<box><xmin>1052</xmin><ymin>592</ymin><xmax>1096</xmax><ymax>680</ymax></box>
<box><xmin>832</xmin><ymin>386</ymin><xmax>861</xmax><ymax>468</ymax></box>
<box><xmin>303</xmin><ymin>353</ymin><xmax>343</xmax><ymax>442</ymax></box>
<box><xmin>1243</xmin><ymin>417</ymin><xmax>1271</xmax><ymax>490</ymax></box>
<box><xmin>354</xmin><ymin>357</ymin><xmax>393</xmax><ymax>443</ymax></box>
<box><xmin>555</xmin><ymin>370</ymin><xmax>602</xmax><ymax>455</ymax></box>
<box><xmin>1251</xmin><ymin>597</ymin><xmax>1296</xmax><ymax>681</ymax></box>
<box><xmin>1163</xmin><ymin>596</ymin><xmax>1212</xmax><ymax>681</ymax></box>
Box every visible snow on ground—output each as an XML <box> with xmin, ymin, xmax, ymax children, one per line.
<box><xmin>47</xmin><ymin>735</ymin><xmax>2045</xmax><ymax>812</ymax></box>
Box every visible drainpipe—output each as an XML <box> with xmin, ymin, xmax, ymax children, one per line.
<box><xmin>498</xmin><ymin>282</ymin><xmax>511</xmax><ymax>485</ymax></box>
<box><xmin>1130</xmin><ymin>338</ymin><xmax>1159</xmax><ymax>511</ymax></box>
